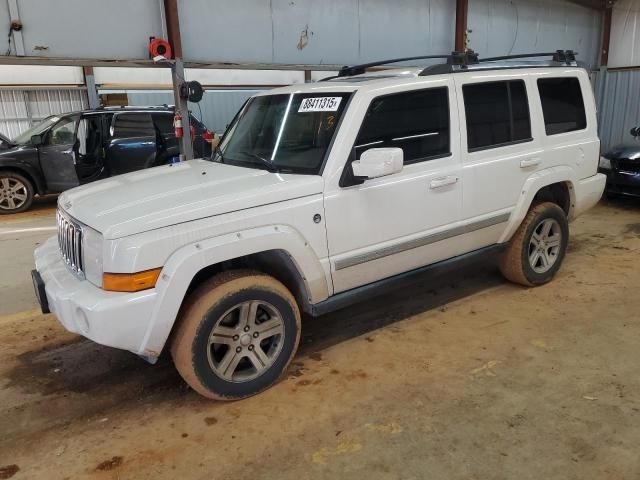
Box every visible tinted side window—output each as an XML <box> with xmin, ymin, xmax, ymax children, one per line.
<box><xmin>537</xmin><ymin>77</ymin><xmax>587</xmax><ymax>135</ymax></box>
<box><xmin>46</xmin><ymin>116</ymin><xmax>79</xmax><ymax>145</ymax></box>
<box><xmin>111</xmin><ymin>113</ymin><xmax>155</xmax><ymax>138</ymax></box>
<box><xmin>463</xmin><ymin>80</ymin><xmax>531</xmax><ymax>151</ymax></box>
<box><xmin>152</xmin><ymin>113</ymin><xmax>174</xmax><ymax>134</ymax></box>
<box><xmin>355</xmin><ymin>87</ymin><xmax>450</xmax><ymax>165</ymax></box>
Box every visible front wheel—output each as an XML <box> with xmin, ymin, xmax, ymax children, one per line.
<box><xmin>0</xmin><ymin>172</ymin><xmax>34</xmax><ymax>214</ymax></box>
<box><xmin>171</xmin><ymin>270</ymin><xmax>301</xmax><ymax>400</ymax></box>
<box><xmin>499</xmin><ymin>202</ymin><xmax>569</xmax><ymax>287</ymax></box>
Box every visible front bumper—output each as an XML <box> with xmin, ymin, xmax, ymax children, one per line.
<box><xmin>33</xmin><ymin>236</ymin><xmax>159</xmax><ymax>358</ymax></box>
<box><xmin>599</xmin><ymin>168</ymin><xmax>640</xmax><ymax>198</ymax></box>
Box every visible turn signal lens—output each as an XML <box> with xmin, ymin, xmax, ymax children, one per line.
<box><xmin>102</xmin><ymin>268</ymin><xmax>162</xmax><ymax>292</ymax></box>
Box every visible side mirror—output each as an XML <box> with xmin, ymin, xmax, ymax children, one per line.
<box><xmin>351</xmin><ymin>147</ymin><xmax>403</xmax><ymax>180</ymax></box>
<box><xmin>631</xmin><ymin>127</ymin><xmax>640</xmax><ymax>137</ymax></box>
<box><xmin>30</xmin><ymin>134</ymin><xmax>43</xmax><ymax>146</ymax></box>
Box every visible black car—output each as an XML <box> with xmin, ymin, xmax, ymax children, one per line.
<box><xmin>0</xmin><ymin>106</ymin><xmax>211</xmax><ymax>213</ymax></box>
<box><xmin>599</xmin><ymin>126</ymin><xmax>640</xmax><ymax>198</ymax></box>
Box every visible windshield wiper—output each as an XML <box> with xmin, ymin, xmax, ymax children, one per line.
<box><xmin>237</xmin><ymin>151</ymin><xmax>279</xmax><ymax>172</ymax></box>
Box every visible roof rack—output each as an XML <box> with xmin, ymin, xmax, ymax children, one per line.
<box><xmin>322</xmin><ymin>50</ymin><xmax>581</xmax><ymax>81</ymax></box>
<box><xmin>419</xmin><ymin>50</ymin><xmax>581</xmax><ymax>76</ymax></box>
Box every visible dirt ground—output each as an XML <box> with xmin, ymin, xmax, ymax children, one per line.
<box><xmin>0</xmin><ymin>198</ymin><xmax>639</xmax><ymax>479</ymax></box>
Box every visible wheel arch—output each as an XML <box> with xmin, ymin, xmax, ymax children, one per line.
<box><xmin>0</xmin><ymin>164</ymin><xmax>46</xmax><ymax>194</ymax></box>
<box><xmin>499</xmin><ymin>167</ymin><xmax>577</xmax><ymax>244</ymax></box>
<box><xmin>136</xmin><ymin>224</ymin><xmax>330</xmax><ymax>358</ymax></box>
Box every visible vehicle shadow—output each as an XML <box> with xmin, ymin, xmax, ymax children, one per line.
<box><xmin>2</xmin><ymin>255</ymin><xmax>505</xmax><ymax>439</ymax></box>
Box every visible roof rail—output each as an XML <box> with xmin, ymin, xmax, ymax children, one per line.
<box><xmin>419</xmin><ymin>50</ymin><xmax>580</xmax><ymax>76</ymax></box>
<box><xmin>334</xmin><ymin>53</ymin><xmax>470</xmax><ymax>78</ymax></box>
<box><xmin>321</xmin><ymin>50</ymin><xmax>580</xmax><ymax>81</ymax></box>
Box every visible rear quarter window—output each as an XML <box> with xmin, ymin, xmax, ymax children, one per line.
<box><xmin>537</xmin><ymin>77</ymin><xmax>587</xmax><ymax>135</ymax></box>
<box><xmin>111</xmin><ymin>113</ymin><xmax>156</xmax><ymax>138</ymax></box>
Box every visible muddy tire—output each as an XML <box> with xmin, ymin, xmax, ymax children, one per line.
<box><xmin>499</xmin><ymin>202</ymin><xmax>569</xmax><ymax>287</ymax></box>
<box><xmin>171</xmin><ymin>270</ymin><xmax>301</xmax><ymax>400</ymax></box>
<box><xmin>0</xmin><ymin>171</ymin><xmax>34</xmax><ymax>214</ymax></box>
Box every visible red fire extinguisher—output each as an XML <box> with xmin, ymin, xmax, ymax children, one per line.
<box><xmin>174</xmin><ymin>113</ymin><xmax>183</xmax><ymax>138</ymax></box>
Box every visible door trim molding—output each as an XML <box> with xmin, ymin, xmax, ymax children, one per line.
<box><xmin>333</xmin><ymin>212</ymin><xmax>511</xmax><ymax>271</ymax></box>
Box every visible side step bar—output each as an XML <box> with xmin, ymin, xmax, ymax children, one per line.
<box><xmin>311</xmin><ymin>243</ymin><xmax>505</xmax><ymax>317</ymax></box>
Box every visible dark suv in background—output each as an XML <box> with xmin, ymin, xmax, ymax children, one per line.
<box><xmin>0</xmin><ymin>106</ymin><xmax>211</xmax><ymax>213</ymax></box>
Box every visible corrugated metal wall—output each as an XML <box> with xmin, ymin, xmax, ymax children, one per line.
<box><xmin>0</xmin><ymin>88</ymin><xmax>88</xmax><ymax>139</ymax></box>
<box><xmin>468</xmin><ymin>0</ymin><xmax>603</xmax><ymax>69</ymax></box>
<box><xmin>124</xmin><ymin>89</ymin><xmax>262</xmax><ymax>134</ymax></box>
<box><xmin>593</xmin><ymin>69</ymin><xmax>640</xmax><ymax>153</ymax></box>
<box><xmin>609</xmin><ymin>0</ymin><xmax>640</xmax><ymax>69</ymax></box>
<box><xmin>178</xmin><ymin>0</ymin><xmax>456</xmax><ymax>65</ymax></box>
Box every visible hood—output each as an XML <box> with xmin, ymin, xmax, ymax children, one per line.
<box><xmin>59</xmin><ymin>159</ymin><xmax>324</xmax><ymax>239</ymax></box>
<box><xmin>605</xmin><ymin>143</ymin><xmax>640</xmax><ymax>161</ymax></box>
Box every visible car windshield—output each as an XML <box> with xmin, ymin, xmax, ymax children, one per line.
<box><xmin>12</xmin><ymin>116</ymin><xmax>61</xmax><ymax>145</ymax></box>
<box><xmin>213</xmin><ymin>92</ymin><xmax>351</xmax><ymax>174</ymax></box>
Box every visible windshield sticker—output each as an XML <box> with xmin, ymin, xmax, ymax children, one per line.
<box><xmin>298</xmin><ymin>97</ymin><xmax>342</xmax><ymax>113</ymax></box>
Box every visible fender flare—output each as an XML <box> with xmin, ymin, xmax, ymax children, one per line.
<box><xmin>137</xmin><ymin>224</ymin><xmax>330</xmax><ymax>356</ymax></box>
<box><xmin>498</xmin><ymin>166</ymin><xmax>576</xmax><ymax>243</ymax></box>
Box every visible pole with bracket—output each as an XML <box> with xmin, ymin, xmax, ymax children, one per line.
<box><xmin>163</xmin><ymin>0</ymin><xmax>193</xmax><ymax>160</ymax></box>
<box><xmin>82</xmin><ymin>66</ymin><xmax>100</xmax><ymax>108</ymax></box>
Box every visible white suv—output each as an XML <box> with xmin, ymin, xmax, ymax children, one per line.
<box><xmin>32</xmin><ymin>51</ymin><xmax>605</xmax><ymax>400</ymax></box>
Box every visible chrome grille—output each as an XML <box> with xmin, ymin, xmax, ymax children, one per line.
<box><xmin>56</xmin><ymin>210</ymin><xmax>84</xmax><ymax>276</ymax></box>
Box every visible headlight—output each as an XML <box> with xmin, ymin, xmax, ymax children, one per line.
<box><xmin>599</xmin><ymin>156</ymin><xmax>612</xmax><ymax>170</ymax></box>
<box><xmin>82</xmin><ymin>225</ymin><xmax>104</xmax><ymax>286</ymax></box>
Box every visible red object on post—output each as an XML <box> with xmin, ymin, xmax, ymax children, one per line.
<box><xmin>203</xmin><ymin>130</ymin><xmax>214</xmax><ymax>143</ymax></box>
<box><xmin>149</xmin><ymin>38</ymin><xmax>172</xmax><ymax>59</ymax></box>
<box><xmin>173</xmin><ymin>113</ymin><xmax>183</xmax><ymax>138</ymax></box>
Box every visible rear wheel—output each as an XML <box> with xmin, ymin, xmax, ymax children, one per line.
<box><xmin>171</xmin><ymin>270</ymin><xmax>301</xmax><ymax>400</ymax></box>
<box><xmin>0</xmin><ymin>172</ymin><xmax>34</xmax><ymax>214</ymax></box>
<box><xmin>499</xmin><ymin>202</ymin><xmax>569</xmax><ymax>286</ymax></box>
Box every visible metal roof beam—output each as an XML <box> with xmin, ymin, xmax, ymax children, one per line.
<box><xmin>565</xmin><ymin>0</ymin><xmax>617</xmax><ymax>10</ymax></box>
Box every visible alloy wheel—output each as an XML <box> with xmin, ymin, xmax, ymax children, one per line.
<box><xmin>206</xmin><ymin>300</ymin><xmax>285</xmax><ymax>383</ymax></box>
<box><xmin>0</xmin><ymin>177</ymin><xmax>28</xmax><ymax>211</ymax></box>
<box><xmin>528</xmin><ymin>218</ymin><xmax>562</xmax><ymax>274</ymax></box>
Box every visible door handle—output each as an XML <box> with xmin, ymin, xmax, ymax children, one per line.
<box><xmin>520</xmin><ymin>157</ymin><xmax>541</xmax><ymax>168</ymax></box>
<box><xmin>430</xmin><ymin>176</ymin><xmax>459</xmax><ymax>189</ymax></box>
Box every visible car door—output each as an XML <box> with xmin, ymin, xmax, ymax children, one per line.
<box><xmin>323</xmin><ymin>80</ymin><xmax>465</xmax><ymax>294</ymax></box>
<box><xmin>455</xmin><ymin>75</ymin><xmax>538</xmax><ymax>250</ymax></box>
<box><xmin>75</xmin><ymin>113</ymin><xmax>108</xmax><ymax>183</ymax></box>
<box><xmin>151</xmin><ymin>111</ymin><xmax>179</xmax><ymax>164</ymax></box>
<box><xmin>38</xmin><ymin>115</ymin><xmax>80</xmax><ymax>192</ymax></box>
<box><xmin>104</xmin><ymin>112</ymin><xmax>157</xmax><ymax>176</ymax></box>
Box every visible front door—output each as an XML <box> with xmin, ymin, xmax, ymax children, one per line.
<box><xmin>324</xmin><ymin>80</ymin><xmax>464</xmax><ymax>293</ymax></box>
<box><xmin>38</xmin><ymin>115</ymin><xmax>80</xmax><ymax>192</ymax></box>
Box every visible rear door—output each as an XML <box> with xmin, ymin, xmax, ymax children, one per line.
<box><xmin>455</xmin><ymin>75</ymin><xmax>537</xmax><ymax>250</ymax></box>
<box><xmin>105</xmin><ymin>112</ymin><xmax>157</xmax><ymax>176</ymax></box>
<box><xmin>38</xmin><ymin>115</ymin><xmax>80</xmax><ymax>191</ymax></box>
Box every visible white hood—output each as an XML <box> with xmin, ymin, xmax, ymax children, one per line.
<box><xmin>59</xmin><ymin>160</ymin><xmax>324</xmax><ymax>239</ymax></box>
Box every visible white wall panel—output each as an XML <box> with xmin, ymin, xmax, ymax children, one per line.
<box><xmin>94</xmin><ymin>67</ymin><xmax>304</xmax><ymax>87</ymax></box>
<box><xmin>468</xmin><ymin>0</ymin><xmax>603</xmax><ymax>69</ymax></box>
<box><xmin>609</xmin><ymin>0</ymin><xmax>640</xmax><ymax>68</ymax></box>
<box><xmin>0</xmin><ymin>66</ymin><xmax>84</xmax><ymax>85</ymax></box>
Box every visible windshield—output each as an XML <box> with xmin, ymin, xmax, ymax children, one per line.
<box><xmin>13</xmin><ymin>116</ymin><xmax>61</xmax><ymax>145</ymax></box>
<box><xmin>213</xmin><ymin>92</ymin><xmax>351</xmax><ymax>174</ymax></box>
